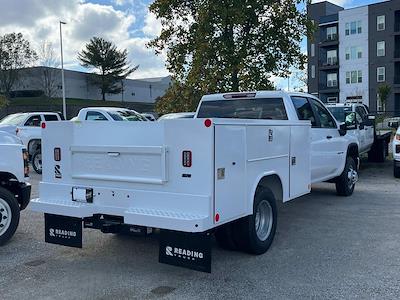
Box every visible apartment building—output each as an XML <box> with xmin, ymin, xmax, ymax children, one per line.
<box><xmin>308</xmin><ymin>0</ymin><xmax>400</xmax><ymax>114</ymax></box>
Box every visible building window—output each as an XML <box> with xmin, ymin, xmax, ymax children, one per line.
<box><xmin>346</xmin><ymin>21</ymin><xmax>362</xmax><ymax>35</ymax></box>
<box><xmin>377</xmin><ymin>67</ymin><xmax>386</xmax><ymax>82</ymax></box>
<box><xmin>327</xmin><ymin>50</ymin><xmax>337</xmax><ymax>65</ymax></box>
<box><xmin>327</xmin><ymin>73</ymin><xmax>338</xmax><ymax>87</ymax></box>
<box><xmin>311</xmin><ymin>43</ymin><xmax>315</xmax><ymax>57</ymax></box>
<box><xmin>327</xmin><ymin>26</ymin><xmax>337</xmax><ymax>40</ymax></box>
<box><xmin>346</xmin><ymin>71</ymin><xmax>362</xmax><ymax>84</ymax></box>
<box><xmin>345</xmin><ymin>46</ymin><xmax>362</xmax><ymax>60</ymax></box>
<box><xmin>377</xmin><ymin>15</ymin><xmax>385</xmax><ymax>31</ymax></box>
<box><xmin>311</xmin><ymin>65</ymin><xmax>315</xmax><ymax>79</ymax></box>
<box><xmin>377</xmin><ymin>41</ymin><xmax>385</xmax><ymax>56</ymax></box>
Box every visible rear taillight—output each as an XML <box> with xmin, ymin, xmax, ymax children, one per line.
<box><xmin>395</xmin><ymin>134</ymin><xmax>400</xmax><ymax>141</ymax></box>
<box><xmin>182</xmin><ymin>151</ymin><xmax>192</xmax><ymax>167</ymax></box>
<box><xmin>54</xmin><ymin>147</ymin><xmax>61</xmax><ymax>161</ymax></box>
<box><xmin>22</xmin><ymin>149</ymin><xmax>29</xmax><ymax>177</ymax></box>
<box><xmin>396</xmin><ymin>145</ymin><xmax>400</xmax><ymax>154</ymax></box>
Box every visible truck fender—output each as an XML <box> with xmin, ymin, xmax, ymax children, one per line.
<box><xmin>249</xmin><ymin>172</ymin><xmax>284</xmax><ymax>213</ymax></box>
<box><xmin>347</xmin><ymin>143</ymin><xmax>360</xmax><ymax>169</ymax></box>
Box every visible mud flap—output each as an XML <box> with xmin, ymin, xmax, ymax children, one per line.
<box><xmin>45</xmin><ymin>214</ymin><xmax>83</xmax><ymax>248</ymax></box>
<box><xmin>159</xmin><ymin>230</ymin><xmax>212</xmax><ymax>273</ymax></box>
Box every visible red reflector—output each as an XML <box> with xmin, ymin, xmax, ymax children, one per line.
<box><xmin>204</xmin><ymin>119</ymin><xmax>212</xmax><ymax>128</ymax></box>
<box><xmin>54</xmin><ymin>148</ymin><xmax>61</xmax><ymax>161</ymax></box>
<box><xmin>182</xmin><ymin>150</ymin><xmax>192</xmax><ymax>167</ymax></box>
<box><xmin>215</xmin><ymin>213</ymin><xmax>220</xmax><ymax>222</ymax></box>
<box><xmin>41</xmin><ymin>122</ymin><xmax>46</xmax><ymax>129</ymax></box>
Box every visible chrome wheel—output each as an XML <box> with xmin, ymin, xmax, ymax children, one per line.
<box><xmin>0</xmin><ymin>198</ymin><xmax>12</xmax><ymax>236</ymax></box>
<box><xmin>33</xmin><ymin>153</ymin><xmax>42</xmax><ymax>172</ymax></box>
<box><xmin>255</xmin><ymin>200</ymin><xmax>273</xmax><ymax>242</ymax></box>
<box><xmin>347</xmin><ymin>165</ymin><xmax>358</xmax><ymax>189</ymax></box>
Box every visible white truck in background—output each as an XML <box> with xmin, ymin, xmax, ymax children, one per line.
<box><xmin>0</xmin><ymin>112</ymin><xmax>64</xmax><ymax>174</ymax></box>
<box><xmin>72</xmin><ymin>107</ymin><xmax>148</xmax><ymax>122</ymax></box>
<box><xmin>393</xmin><ymin>127</ymin><xmax>400</xmax><ymax>178</ymax></box>
<box><xmin>0</xmin><ymin>131</ymin><xmax>31</xmax><ymax>245</ymax></box>
<box><xmin>326</xmin><ymin>103</ymin><xmax>391</xmax><ymax>163</ymax></box>
<box><xmin>30</xmin><ymin>91</ymin><xmax>359</xmax><ymax>272</ymax></box>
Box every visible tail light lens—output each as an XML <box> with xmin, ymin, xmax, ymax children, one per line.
<box><xmin>396</xmin><ymin>145</ymin><xmax>400</xmax><ymax>154</ymax></box>
<box><xmin>22</xmin><ymin>149</ymin><xmax>29</xmax><ymax>177</ymax></box>
<box><xmin>395</xmin><ymin>134</ymin><xmax>400</xmax><ymax>141</ymax></box>
<box><xmin>182</xmin><ymin>151</ymin><xmax>192</xmax><ymax>167</ymax></box>
<box><xmin>54</xmin><ymin>147</ymin><xmax>61</xmax><ymax>161</ymax></box>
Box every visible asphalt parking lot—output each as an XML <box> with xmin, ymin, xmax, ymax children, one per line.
<box><xmin>1</xmin><ymin>160</ymin><xmax>399</xmax><ymax>299</ymax></box>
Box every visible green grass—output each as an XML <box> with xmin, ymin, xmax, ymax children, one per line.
<box><xmin>8</xmin><ymin>97</ymin><xmax>138</xmax><ymax>107</ymax></box>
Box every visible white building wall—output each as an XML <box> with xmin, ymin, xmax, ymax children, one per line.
<box><xmin>14</xmin><ymin>67</ymin><xmax>170</xmax><ymax>103</ymax></box>
<box><xmin>339</xmin><ymin>6</ymin><xmax>369</xmax><ymax>105</ymax></box>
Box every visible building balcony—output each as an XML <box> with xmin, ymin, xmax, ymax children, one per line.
<box><xmin>319</xmin><ymin>85</ymin><xmax>339</xmax><ymax>94</ymax></box>
<box><xmin>319</xmin><ymin>14</ymin><xmax>339</xmax><ymax>26</ymax></box>
<box><xmin>319</xmin><ymin>36</ymin><xmax>339</xmax><ymax>47</ymax></box>
<box><xmin>319</xmin><ymin>59</ymin><xmax>339</xmax><ymax>70</ymax></box>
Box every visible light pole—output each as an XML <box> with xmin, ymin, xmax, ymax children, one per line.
<box><xmin>59</xmin><ymin>21</ymin><xmax>67</xmax><ymax>119</ymax></box>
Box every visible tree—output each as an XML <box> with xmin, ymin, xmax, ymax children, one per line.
<box><xmin>0</xmin><ymin>33</ymin><xmax>37</xmax><ymax>98</ymax></box>
<box><xmin>78</xmin><ymin>37</ymin><xmax>138</xmax><ymax>100</ymax></box>
<box><xmin>149</xmin><ymin>0</ymin><xmax>313</xmax><ymax>113</ymax></box>
<box><xmin>36</xmin><ymin>41</ymin><xmax>59</xmax><ymax>99</ymax></box>
<box><xmin>377</xmin><ymin>84</ymin><xmax>391</xmax><ymax>112</ymax></box>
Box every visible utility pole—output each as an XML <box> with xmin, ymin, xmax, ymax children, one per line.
<box><xmin>59</xmin><ymin>21</ymin><xmax>67</xmax><ymax>119</ymax></box>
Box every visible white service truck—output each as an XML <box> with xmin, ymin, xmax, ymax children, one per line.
<box><xmin>30</xmin><ymin>91</ymin><xmax>359</xmax><ymax>272</ymax></box>
<box><xmin>326</xmin><ymin>103</ymin><xmax>391</xmax><ymax>162</ymax></box>
<box><xmin>0</xmin><ymin>131</ymin><xmax>31</xmax><ymax>245</ymax></box>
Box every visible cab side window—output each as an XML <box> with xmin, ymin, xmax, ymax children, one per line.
<box><xmin>309</xmin><ymin>99</ymin><xmax>336</xmax><ymax>128</ymax></box>
<box><xmin>85</xmin><ymin>111</ymin><xmax>107</xmax><ymax>121</ymax></box>
<box><xmin>24</xmin><ymin>115</ymin><xmax>42</xmax><ymax>127</ymax></box>
<box><xmin>44</xmin><ymin>114</ymin><xmax>59</xmax><ymax>121</ymax></box>
<box><xmin>291</xmin><ymin>96</ymin><xmax>317</xmax><ymax>127</ymax></box>
<box><xmin>355</xmin><ymin>106</ymin><xmax>367</xmax><ymax>122</ymax></box>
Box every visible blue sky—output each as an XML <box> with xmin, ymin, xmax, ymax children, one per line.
<box><xmin>0</xmin><ymin>0</ymin><xmax>388</xmax><ymax>86</ymax></box>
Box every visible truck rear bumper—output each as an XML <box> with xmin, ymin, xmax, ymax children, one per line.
<box><xmin>29</xmin><ymin>183</ymin><xmax>213</xmax><ymax>233</ymax></box>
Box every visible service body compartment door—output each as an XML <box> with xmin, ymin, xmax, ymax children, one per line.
<box><xmin>289</xmin><ymin>125</ymin><xmax>311</xmax><ymax>198</ymax></box>
<box><xmin>214</xmin><ymin>125</ymin><xmax>246</xmax><ymax>223</ymax></box>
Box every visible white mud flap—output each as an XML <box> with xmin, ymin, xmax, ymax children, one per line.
<box><xmin>159</xmin><ymin>230</ymin><xmax>212</xmax><ymax>273</ymax></box>
<box><xmin>45</xmin><ymin>214</ymin><xmax>83</xmax><ymax>248</ymax></box>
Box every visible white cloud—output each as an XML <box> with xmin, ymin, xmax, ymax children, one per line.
<box><xmin>143</xmin><ymin>12</ymin><xmax>162</xmax><ymax>37</ymax></box>
<box><xmin>0</xmin><ymin>0</ymin><xmax>169</xmax><ymax>79</ymax></box>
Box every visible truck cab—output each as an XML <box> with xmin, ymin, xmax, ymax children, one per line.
<box><xmin>326</xmin><ymin>103</ymin><xmax>374</xmax><ymax>155</ymax></box>
<box><xmin>0</xmin><ymin>131</ymin><xmax>31</xmax><ymax>245</ymax></box>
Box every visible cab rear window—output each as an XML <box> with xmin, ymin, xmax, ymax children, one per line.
<box><xmin>197</xmin><ymin>98</ymin><xmax>287</xmax><ymax>120</ymax></box>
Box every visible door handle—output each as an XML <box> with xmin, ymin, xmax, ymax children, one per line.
<box><xmin>326</xmin><ymin>136</ymin><xmax>333</xmax><ymax>139</ymax></box>
<box><xmin>107</xmin><ymin>152</ymin><xmax>120</xmax><ymax>157</ymax></box>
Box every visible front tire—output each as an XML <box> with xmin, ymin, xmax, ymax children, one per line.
<box><xmin>0</xmin><ymin>187</ymin><xmax>20</xmax><ymax>246</ymax></box>
<box><xmin>335</xmin><ymin>157</ymin><xmax>358</xmax><ymax>196</ymax></box>
<box><xmin>32</xmin><ymin>150</ymin><xmax>42</xmax><ymax>174</ymax></box>
<box><xmin>233</xmin><ymin>188</ymin><xmax>277</xmax><ymax>255</ymax></box>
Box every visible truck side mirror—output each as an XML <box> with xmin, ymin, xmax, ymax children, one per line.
<box><xmin>339</xmin><ymin>123</ymin><xmax>347</xmax><ymax>136</ymax></box>
<box><xmin>344</xmin><ymin>112</ymin><xmax>357</xmax><ymax>130</ymax></box>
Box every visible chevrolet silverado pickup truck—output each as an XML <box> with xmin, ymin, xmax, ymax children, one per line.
<box><xmin>0</xmin><ymin>131</ymin><xmax>31</xmax><ymax>245</ymax></box>
<box><xmin>393</xmin><ymin>126</ymin><xmax>400</xmax><ymax>178</ymax></box>
<box><xmin>30</xmin><ymin>91</ymin><xmax>358</xmax><ymax>272</ymax></box>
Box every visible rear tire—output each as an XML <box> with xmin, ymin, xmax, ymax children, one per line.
<box><xmin>394</xmin><ymin>162</ymin><xmax>400</xmax><ymax>178</ymax></box>
<box><xmin>32</xmin><ymin>150</ymin><xmax>42</xmax><ymax>175</ymax></box>
<box><xmin>0</xmin><ymin>187</ymin><xmax>20</xmax><ymax>246</ymax></box>
<box><xmin>335</xmin><ymin>157</ymin><xmax>357</xmax><ymax>196</ymax></box>
<box><xmin>232</xmin><ymin>188</ymin><xmax>277</xmax><ymax>255</ymax></box>
<box><xmin>215</xmin><ymin>223</ymin><xmax>238</xmax><ymax>251</ymax></box>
